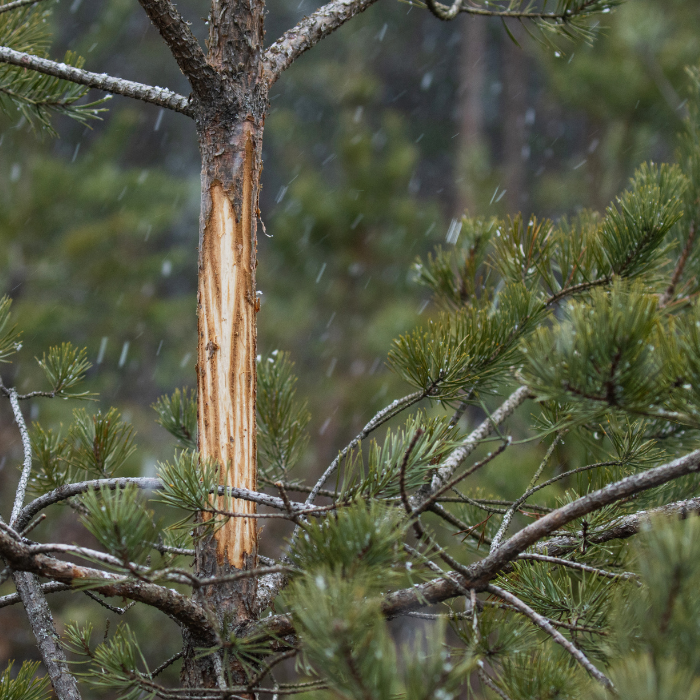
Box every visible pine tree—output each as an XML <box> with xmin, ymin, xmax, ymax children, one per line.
<box><xmin>5</xmin><ymin>0</ymin><xmax>697</xmax><ymax>698</ymax></box>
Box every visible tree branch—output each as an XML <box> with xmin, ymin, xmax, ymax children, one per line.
<box><xmin>0</xmin><ymin>46</ymin><xmax>194</xmax><ymax>116</ymax></box>
<box><xmin>486</xmin><ymin>584</ymin><xmax>614</xmax><ymax>690</ymax></box>
<box><xmin>425</xmin><ymin>386</ymin><xmax>531</xmax><ymax>501</ymax></box>
<box><xmin>9</xmin><ymin>388</ymin><xmax>34</xmax><ymax>526</ymax></box>
<box><xmin>0</xmin><ymin>526</ymin><xmax>215</xmax><ymax>641</ymax></box>
<box><xmin>10</xmin><ymin>572</ymin><xmax>83</xmax><ymax>699</ymax></box>
<box><xmin>136</xmin><ymin>0</ymin><xmax>220</xmax><ymax>99</ymax></box>
<box><xmin>262</xmin><ymin>0</ymin><xmax>382</xmax><ymax>88</ymax></box>
<box><xmin>15</xmin><ymin>477</ymin><xmax>308</xmax><ymax>533</ymax></box>
<box><xmin>0</xmin><ymin>0</ymin><xmax>51</xmax><ymax>15</ymax></box>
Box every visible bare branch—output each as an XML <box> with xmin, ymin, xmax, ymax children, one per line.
<box><xmin>0</xmin><ymin>525</ymin><xmax>216</xmax><ymax>641</ymax></box>
<box><xmin>262</xmin><ymin>0</ymin><xmax>382</xmax><ymax>88</ymax></box>
<box><xmin>0</xmin><ymin>0</ymin><xmax>51</xmax><ymax>15</ymax></box>
<box><xmin>9</xmin><ymin>388</ymin><xmax>34</xmax><ymax>526</ymax></box>
<box><xmin>10</xmin><ymin>572</ymin><xmax>83</xmax><ymax>699</ymax></box>
<box><xmin>469</xmin><ymin>447</ymin><xmax>700</xmax><ymax>584</ymax></box>
<box><xmin>425</xmin><ymin>386</ymin><xmax>531</xmax><ymax>501</ymax></box>
<box><xmin>0</xmin><ymin>46</ymin><xmax>194</xmax><ymax>116</ymax></box>
<box><xmin>15</xmin><ymin>477</ymin><xmax>308</xmax><ymax>533</ymax></box>
<box><xmin>0</xmin><ymin>581</ymin><xmax>70</xmax><ymax>609</ymax></box>
<box><xmin>490</xmin><ymin>433</ymin><xmax>562</xmax><ymax>552</ymax></box>
<box><xmin>517</xmin><ymin>553</ymin><xmax>639</xmax><ymax>581</ymax></box>
<box><xmin>136</xmin><ymin>0</ymin><xmax>220</xmax><ymax>99</ymax></box>
<box><xmin>486</xmin><ymin>584</ymin><xmax>614</xmax><ymax>690</ymax></box>
<box><xmin>535</xmin><ymin>495</ymin><xmax>700</xmax><ymax>557</ymax></box>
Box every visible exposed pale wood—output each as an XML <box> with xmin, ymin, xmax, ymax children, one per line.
<box><xmin>197</xmin><ymin>132</ymin><xmax>258</xmax><ymax>568</ymax></box>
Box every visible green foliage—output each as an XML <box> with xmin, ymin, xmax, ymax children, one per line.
<box><xmin>29</xmin><ymin>423</ymin><xmax>70</xmax><ymax>494</ymax></box>
<box><xmin>257</xmin><ymin>352</ymin><xmax>310</xmax><ymax>479</ymax></box>
<box><xmin>63</xmin><ymin>622</ymin><xmax>152</xmax><ymax>700</ymax></box>
<box><xmin>522</xmin><ymin>282</ymin><xmax>666</xmax><ymax>421</ymax></box>
<box><xmin>339</xmin><ymin>412</ymin><xmax>461</xmax><ymax>499</ymax></box>
<box><xmin>590</xmin><ymin>518</ymin><xmax>700</xmax><ymax>699</ymax></box>
<box><xmin>80</xmin><ymin>485</ymin><xmax>156</xmax><ymax>565</ymax></box>
<box><xmin>289</xmin><ymin>500</ymin><xmax>405</xmax><ymax>581</ymax></box>
<box><xmin>413</xmin><ymin>217</ymin><xmax>496</xmax><ymax>310</ymax></box>
<box><xmin>153</xmin><ymin>387</ymin><xmax>197</xmax><ymax>450</ymax></box>
<box><xmin>0</xmin><ymin>661</ymin><xmax>50</xmax><ymax>700</ymax></box>
<box><xmin>36</xmin><ymin>342</ymin><xmax>92</xmax><ymax>398</ymax></box>
<box><xmin>156</xmin><ymin>450</ymin><xmax>225</xmax><ymax>534</ymax></box>
<box><xmin>0</xmin><ymin>295</ymin><xmax>20</xmax><ymax>363</ymax></box>
<box><xmin>496</xmin><ymin>650</ymin><xmax>583</xmax><ymax>700</ymax></box>
<box><xmin>0</xmin><ymin>2</ymin><xmax>106</xmax><ymax>134</ymax></box>
<box><xmin>69</xmin><ymin>407</ymin><xmax>136</xmax><ymax>478</ymax></box>
<box><xmin>598</xmin><ymin>163</ymin><xmax>686</xmax><ymax>279</ymax></box>
<box><xmin>388</xmin><ymin>283</ymin><xmax>542</xmax><ymax>400</ymax></box>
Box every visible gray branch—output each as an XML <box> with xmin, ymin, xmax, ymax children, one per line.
<box><xmin>425</xmin><ymin>385</ymin><xmax>531</xmax><ymax>499</ymax></box>
<box><xmin>136</xmin><ymin>0</ymin><xmax>220</xmax><ymax>99</ymax></box>
<box><xmin>1</xmin><ymin>391</ymin><xmax>82</xmax><ymax>699</ymax></box>
<box><xmin>0</xmin><ymin>0</ymin><xmax>51</xmax><ymax>14</ymax></box>
<box><xmin>486</xmin><ymin>584</ymin><xmax>614</xmax><ymax>690</ymax></box>
<box><xmin>0</xmin><ymin>45</ymin><xmax>194</xmax><ymax>116</ymax></box>
<box><xmin>9</xmin><ymin>389</ymin><xmax>33</xmax><ymax>526</ymax></box>
<box><xmin>11</xmin><ymin>572</ymin><xmax>82</xmax><ymax>700</ymax></box>
<box><xmin>15</xmin><ymin>477</ymin><xmax>307</xmax><ymax>533</ymax></box>
<box><xmin>262</xmin><ymin>0</ymin><xmax>382</xmax><ymax>87</ymax></box>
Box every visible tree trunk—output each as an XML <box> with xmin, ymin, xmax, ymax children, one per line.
<box><xmin>456</xmin><ymin>14</ymin><xmax>487</xmax><ymax>214</ymax></box>
<box><xmin>182</xmin><ymin>0</ymin><xmax>266</xmax><ymax>686</ymax></box>
<box><xmin>501</xmin><ymin>27</ymin><xmax>528</xmax><ymax>215</ymax></box>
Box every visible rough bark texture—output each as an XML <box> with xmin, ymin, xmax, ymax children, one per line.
<box><xmin>11</xmin><ymin>571</ymin><xmax>82</xmax><ymax>700</ymax></box>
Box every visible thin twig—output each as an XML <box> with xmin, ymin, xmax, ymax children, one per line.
<box><xmin>490</xmin><ymin>433</ymin><xmax>563</xmax><ymax>552</ymax></box>
<box><xmin>517</xmin><ymin>553</ymin><xmax>640</xmax><ymax>581</ymax></box>
<box><xmin>84</xmin><ymin>590</ymin><xmax>137</xmax><ymax>614</ymax></box>
<box><xmin>659</xmin><ymin>221</ymin><xmax>695</xmax><ymax>308</ymax></box>
<box><xmin>478</xmin><ymin>661</ymin><xmax>511</xmax><ymax>700</ymax></box>
<box><xmin>150</xmin><ymin>651</ymin><xmax>184</xmax><ymax>679</ymax></box>
<box><xmin>486</xmin><ymin>584</ymin><xmax>614</xmax><ymax>690</ymax></box>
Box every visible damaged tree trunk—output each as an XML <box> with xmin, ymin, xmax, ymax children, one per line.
<box><xmin>183</xmin><ymin>0</ymin><xmax>267</xmax><ymax>686</ymax></box>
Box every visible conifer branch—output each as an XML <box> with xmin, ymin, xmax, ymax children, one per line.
<box><xmin>0</xmin><ymin>46</ymin><xmax>194</xmax><ymax>115</ymax></box>
<box><xmin>302</xmin><ymin>389</ymin><xmax>425</xmax><ymax>508</ymax></box>
<box><xmin>262</xmin><ymin>0</ymin><xmax>381</xmax><ymax>87</ymax></box>
<box><xmin>470</xmin><ymin>447</ymin><xmax>700</xmax><ymax>583</ymax></box>
<box><xmin>486</xmin><ymin>584</ymin><xmax>614</xmax><ymax>689</ymax></box>
<box><xmin>136</xmin><ymin>0</ymin><xmax>220</xmax><ymax>99</ymax></box>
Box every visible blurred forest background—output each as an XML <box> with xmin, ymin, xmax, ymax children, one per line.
<box><xmin>0</xmin><ymin>0</ymin><xmax>699</xmax><ymax>692</ymax></box>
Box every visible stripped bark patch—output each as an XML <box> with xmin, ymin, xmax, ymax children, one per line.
<box><xmin>198</xmin><ymin>134</ymin><xmax>257</xmax><ymax>568</ymax></box>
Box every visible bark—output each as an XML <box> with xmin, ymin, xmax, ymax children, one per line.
<box><xmin>501</xmin><ymin>27</ymin><xmax>528</xmax><ymax>214</ymax></box>
<box><xmin>184</xmin><ymin>0</ymin><xmax>266</xmax><ymax>687</ymax></box>
<box><xmin>456</xmin><ymin>14</ymin><xmax>487</xmax><ymax>213</ymax></box>
<box><xmin>11</xmin><ymin>572</ymin><xmax>82</xmax><ymax>700</ymax></box>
